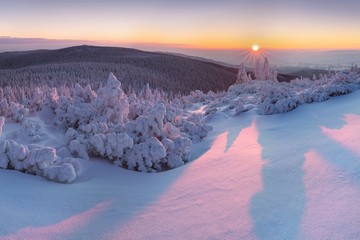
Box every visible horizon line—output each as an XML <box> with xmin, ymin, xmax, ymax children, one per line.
<box><xmin>2</xmin><ymin>36</ymin><xmax>360</xmax><ymax>53</ymax></box>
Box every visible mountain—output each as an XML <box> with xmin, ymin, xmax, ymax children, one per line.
<box><xmin>0</xmin><ymin>45</ymin><xmax>238</xmax><ymax>94</ymax></box>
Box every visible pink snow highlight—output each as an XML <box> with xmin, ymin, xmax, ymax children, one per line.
<box><xmin>299</xmin><ymin>150</ymin><xmax>360</xmax><ymax>239</ymax></box>
<box><xmin>321</xmin><ymin>114</ymin><xmax>360</xmax><ymax>156</ymax></box>
<box><xmin>106</xmin><ymin>120</ymin><xmax>263</xmax><ymax>240</ymax></box>
<box><xmin>0</xmin><ymin>200</ymin><xmax>112</xmax><ymax>240</ymax></box>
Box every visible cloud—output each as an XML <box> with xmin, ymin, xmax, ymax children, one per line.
<box><xmin>0</xmin><ymin>37</ymin><xmax>100</xmax><ymax>52</ymax></box>
<box><xmin>0</xmin><ymin>37</ymin><xmax>197</xmax><ymax>53</ymax></box>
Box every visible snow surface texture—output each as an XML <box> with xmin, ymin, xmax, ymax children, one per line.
<box><xmin>1</xmin><ymin>87</ymin><xmax>360</xmax><ymax>239</ymax></box>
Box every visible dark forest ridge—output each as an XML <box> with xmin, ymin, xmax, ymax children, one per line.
<box><xmin>0</xmin><ymin>45</ymin><xmax>296</xmax><ymax>94</ymax></box>
<box><xmin>0</xmin><ymin>45</ymin><xmax>157</xmax><ymax>69</ymax></box>
<box><xmin>0</xmin><ymin>45</ymin><xmax>239</xmax><ymax>94</ymax></box>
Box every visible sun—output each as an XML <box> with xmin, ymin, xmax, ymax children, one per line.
<box><xmin>252</xmin><ymin>45</ymin><xmax>259</xmax><ymax>52</ymax></box>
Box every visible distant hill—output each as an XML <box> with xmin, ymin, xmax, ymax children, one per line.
<box><xmin>277</xmin><ymin>66</ymin><xmax>329</xmax><ymax>79</ymax></box>
<box><xmin>0</xmin><ymin>45</ymin><xmax>238</xmax><ymax>94</ymax></box>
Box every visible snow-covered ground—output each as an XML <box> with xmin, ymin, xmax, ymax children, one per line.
<box><xmin>1</xmin><ymin>85</ymin><xmax>360</xmax><ymax>239</ymax></box>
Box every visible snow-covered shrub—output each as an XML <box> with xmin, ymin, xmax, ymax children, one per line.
<box><xmin>163</xmin><ymin>122</ymin><xmax>181</xmax><ymax>140</ymax></box>
<box><xmin>234</xmin><ymin>103</ymin><xmax>245</xmax><ymax>116</ymax></box>
<box><xmin>8</xmin><ymin>102</ymin><xmax>29</xmax><ymax>122</ymax></box>
<box><xmin>22</xmin><ymin>119</ymin><xmax>42</xmax><ymax>138</ymax></box>
<box><xmin>0</xmin><ymin>140</ymin><xmax>78</xmax><ymax>183</ymax></box>
<box><xmin>161</xmin><ymin>136</ymin><xmax>192</xmax><ymax>169</ymax></box>
<box><xmin>65</xmin><ymin>128</ymin><xmax>78</xmax><ymax>143</ymax></box>
<box><xmin>89</xmin><ymin>132</ymin><xmax>133</xmax><ymax>160</ymax></box>
<box><xmin>28</xmin><ymin>87</ymin><xmax>44</xmax><ymax>112</ymax></box>
<box><xmin>0</xmin><ymin>140</ymin><xmax>9</xmax><ymax>169</ymax></box>
<box><xmin>42</xmin><ymin>163</ymin><xmax>76</xmax><ymax>184</ymax></box>
<box><xmin>25</xmin><ymin>147</ymin><xmax>57</xmax><ymax>172</ymax></box>
<box><xmin>60</xmin><ymin>157</ymin><xmax>81</xmax><ymax>174</ymax></box>
<box><xmin>0</xmin><ymin>116</ymin><xmax>5</xmax><ymax>135</ymax></box>
<box><xmin>50</xmin><ymin>73</ymin><xmax>211</xmax><ymax>172</ymax></box>
<box><xmin>181</xmin><ymin>89</ymin><xmax>222</xmax><ymax>106</ymax></box>
<box><xmin>124</xmin><ymin>137</ymin><xmax>166</xmax><ymax>172</ymax></box>
<box><xmin>68</xmin><ymin>138</ymin><xmax>89</xmax><ymax>160</ymax></box>
<box><xmin>123</xmin><ymin>103</ymin><xmax>194</xmax><ymax>171</ymax></box>
<box><xmin>256</xmin><ymin>81</ymin><xmax>297</xmax><ymax>115</ymax></box>
<box><xmin>54</xmin><ymin>73</ymin><xmax>129</xmax><ymax>129</ymax></box>
<box><xmin>197</xmin><ymin>68</ymin><xmax>360</xmax><ymax>117</ymax></box>
<box><xmin>274</xmin><ymin>97</ymin><xmax>299</xmax><ymax>113</ymax></box>
<box><xmin>44</xmin><ymin>87</ymin><xmax>60</xmax><ymax>110</ymax></box>
<box><xmin>181</xmin><ymin>118</ymin><xmax>212</xmax><ymax>143</ymax></box>
<box><xmin>128</xmin><ymin>95</ymin><xmax>153</xmax><ymax>120</ymax></box>
<box><xmin>79</xmin><ymin>122</ymin><xmax>109</xmax><ymax>135</ymax></box>
<box><xmin>147</xmin><ymin>103</ymin><xmax>166</xmax><ymax>138</ymax></box>
<box><xmin>7</xmin><ymin>140</ymin><xmax>29</xmax><ymax>171</ymax></box>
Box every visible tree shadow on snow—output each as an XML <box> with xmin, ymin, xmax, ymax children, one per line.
<box><xmin>224</xmin><ymin>114</ymin><xmax>253</xmax><ymax>153</ymax></box>
<box><xmin>0</xmin><ymin>110</ymin><xmax>254</xmax><ymax>240</ymax></box>
<box><xmin>250</xmin><ymin>93</ymin><xmax>360</xmax><ymax>240</ymax></box>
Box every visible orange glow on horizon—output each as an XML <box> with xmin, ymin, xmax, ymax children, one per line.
<box><xmin>5</xmin><ymin>31</ymin><xmax>360</xmax><ymax>51</ymax></box>
<box><xmin>3</xmin><ymin>1</ymin><xmax>360</xmax><ymax>52</ymax></box>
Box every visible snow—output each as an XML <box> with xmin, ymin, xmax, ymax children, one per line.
<box><xmin>50</xmin><ymin>73</ymin><xmax>210</xmax><ymax>173</ymax></box>
<box><xmin>1</xmin><ymin>84</ymin><xmax>360</xmax><ymax>239</ymax></box>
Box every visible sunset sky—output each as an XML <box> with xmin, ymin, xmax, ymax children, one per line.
<box><xmin>2</xmin><ymin>0</ymin><xmax>360</xmax><ymax>68</ymax></box>
<box><xmin>2</xmin><ymin>0</ymin><xmax>360</xmax><ymax>51</ymax></box>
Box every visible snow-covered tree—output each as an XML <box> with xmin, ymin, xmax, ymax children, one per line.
<box><xmin>236</xmin><ymin>63</ymin><xmax>250</xmax><ymax>84</ymax></box>
<box><xmin>254</xmin><ymin>59</ymin><xmax>263</xmax><ymax>80</ymax></box>
<box><xmin>254</xmin><ymin>57</ymin><xmax>278</xmax><ymax>81</ymax></box>
<box><xmin>351</xmin><ymin>64</ymin><xmax>359</xmax><ymax>73</ymax></box>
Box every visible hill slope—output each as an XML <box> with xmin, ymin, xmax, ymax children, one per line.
<box><xmin>0</xmin><ymin>45</ymin><xmax>238</xmax><ymax>94</ymax></box>
<box><xmin>1</xmin><ymin>86</ymin><xmax>360</xmax><ymax>240</ymax></box>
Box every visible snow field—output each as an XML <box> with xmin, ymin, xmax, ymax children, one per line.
<box><xmin>0</xmin><ymin>69</ymin><xmax>359</xmax><ymax>183</ymax></box>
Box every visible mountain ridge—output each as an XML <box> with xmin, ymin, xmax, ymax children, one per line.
<box><xmin>0</xmin><ymin>45</ymin><xmax>238</xmax><ymax>94</ymax></box>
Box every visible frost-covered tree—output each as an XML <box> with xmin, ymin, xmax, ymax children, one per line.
<box><xmin>351</xmin><ymin>64</ymin><xmax>359</xmax><ymax>73</ymax></box>
<box><xmin>254</xmin><ymin>57</ymin><xmax>278</xmax><ymax>81</ymax></box>
<box><xmin>254</xmin><ymin>59</ymin><xmax>263</xmax><ymax>80</ymax></box>
<box><xmin>49</xmin><ymin>73</ymin><xmax>212</xmax><ymax>173</ymax></box>
<box><xmin>263</xmin><ymin>57</ymin><xmax>270</xmax><ymax>80</ymax></box>
<box><xmin>236</xmin><ymin>63</ymin><xmax>250</xmax><ymax>84</ymax></box>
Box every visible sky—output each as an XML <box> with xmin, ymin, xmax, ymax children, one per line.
<box><xmin>1</xmin><ymin>0</ymin><xmax>360</xmax><ymax>65</ymax></box>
